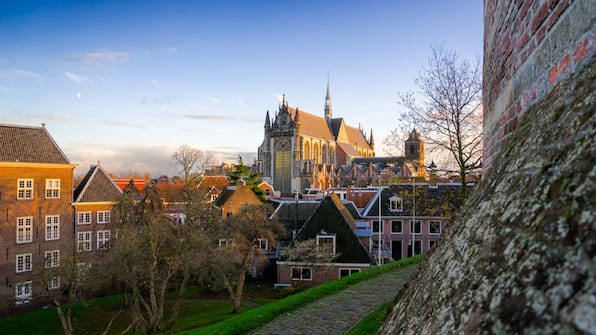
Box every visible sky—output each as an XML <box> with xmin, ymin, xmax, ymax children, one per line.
<box><xmin>0</xmin><ymin>0</ymin><xmax>483</xmax><ymax>177</ymax></box>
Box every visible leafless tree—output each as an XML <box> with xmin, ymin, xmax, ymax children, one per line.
<box><xmin>103</xmin><ymin>185</ymin><xmax>209</xmax><ymax>334</ymax></box>
<box><xmin>171</xmin><ymin>145</ymin><xmax>214</xmax><ymax>200</ymax></box>
<box><xmin>281</xmin><ymin>238</ymin><xmax>336</xmax><ymax>288</ymax></box>
<box><xmin>386</xmin><ymin>45</ymin><xmax>482</xmax><ymax>196</ymax></box>
<box><xmin>205</xmin><ymin>204</ymin><xmax>286</xmax><ymax>313</ymax></box>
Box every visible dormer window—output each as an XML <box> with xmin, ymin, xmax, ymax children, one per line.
<box><xmin>389</xmin><ymin>196</ymin><xmax>403</xmax><ymax>212</ymax></box>
<box><xmin>316</xmin><ymin>230</ymin><xmax>336</xmax><ymax>255</ymax></box>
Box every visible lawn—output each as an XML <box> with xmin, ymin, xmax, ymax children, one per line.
<box><xmin>0</xmin><ymin>287</ymin><xmax>277</xmax><ymax>335</ymax></box>
<box><xmin>185</xmin><ymin>254</ymin><xmax>423</xmax><ymax>335</ymax></box>
<box><xmin>0</xmin><ymin>255</ymin><xmax>422</xmax><ymax>335</ymax></box>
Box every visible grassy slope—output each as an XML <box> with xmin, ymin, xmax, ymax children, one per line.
<box><xmin>184</xmin><ymin>255</ymin><xmax>423</xmax><ymax>335</ymax></box>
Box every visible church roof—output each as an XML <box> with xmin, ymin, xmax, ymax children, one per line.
<box><xmin>288</xmin><ymin>106</ymin><xmax>334</xmax><ymax>140</ymax></box>
<box><xmin>337</xmin><ymin>142</ymin><xmax>360</xmax><ymax>157</ymax></box>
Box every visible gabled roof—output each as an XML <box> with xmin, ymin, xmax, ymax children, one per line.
<box><xmin>0</xmin><ymin>123</ymin><xmax>70</xmax><ymax>164</ymax></box>
<box><xmin>74</xmin><ymin>165</ymin><xmax>122</xmax><ymax>203</ymax></box>
<box><xmin>198</xmin><ymin>176</ymin><xmax>229</xmax><ymax>192</ymax></box>
<box><xmin>213</xmin><ymin>186</ymin><xmax>236</xmax><ymax>207</ymax></box>
<box><xmin>269</xmin><ymin>199</ymin><xmax>321</xmax><ymax>233</ymax></box>
<box><xmin>297</xmin><ymin>194</ymin><xmax>375</xmax><ymax>264</ymax></box>
<box><xmin>362</xmin><ymin>183</ymin><xmax>469</xmax><ymax>217</ymax></box>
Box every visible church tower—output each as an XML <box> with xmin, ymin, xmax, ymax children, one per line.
<box><xmin>405</xmin><ymin>129</ymin><xmax>424</xmax><ymax>167</ymax></box>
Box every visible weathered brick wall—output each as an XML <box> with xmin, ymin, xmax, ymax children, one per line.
<box><xmin>380</xmin><ymin>0</ymin><xmax>595</xmax><ymax>333</ymax></box>
<box><xmin>483</xmin><ymin>0</ymin><xmax>595</xmax><ymax>171</ymax></box>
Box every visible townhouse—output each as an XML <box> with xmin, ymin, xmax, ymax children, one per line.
<box><xmin>0</xmin><ymin>124</ymin><xmax>76</xmax><ymax>307</ymax></box>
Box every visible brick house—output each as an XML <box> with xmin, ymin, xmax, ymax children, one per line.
<box><xmin>277</xmin><ymin>194</ymin><xmax>375</xmax><ymax>287</ymax></box>
<box><xmin>72</xmin><ymin>164</ymin><xmax>122</xmax><ymax>264</ymax></box>
<box><xmin>362</xmin><ymin>183</ymin><xmax>468</xmax><ymax>263</ymax></box>
<box><xmin>0</xmin><ymin>124</ymin><xmax>76</xmax><ymax>308</ymax></box>
<box><xmin>213</xmin><ymin>182</ymin><xmax>263</xmax><ymax>218</ymax></box>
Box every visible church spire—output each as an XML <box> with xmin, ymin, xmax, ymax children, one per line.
<box><xmin>324</xmin><ymin>76</ymin><xmax>333</xmax><ymax>119</ymax></box>
<box><xmin>265</xmin><ymin>110</ymin><xmax>271</xmax><ymax>129</ymax></box>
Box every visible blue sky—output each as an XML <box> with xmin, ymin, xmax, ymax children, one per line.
<box><xmin>0</xmin><ymin>0</ymin><xmax>483</xmax><ymax>176</ymax></box>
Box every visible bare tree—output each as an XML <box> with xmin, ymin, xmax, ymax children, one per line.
<box><xmin>206</xmin><ymin>204</ymin><xmax>286</xmax><ymax>313</ymax></box>
<box><xmin>171</xmin><ymin>145</ymin><xmax>214</xmax><ymax>200</ymax></box>
<box><xmin>103</xmin><ymin>185</ymin><xmax>209</xmax><ymax>334</ymax></box>
<box><xmin>387</xmin><ymin>45</ymin><xmax>482</xmax><ymax>196</ymax></box>
<box><xmin>281</xmin><ymin>238</ymin><xmax>336</xmax><ymax>288</ymax></box>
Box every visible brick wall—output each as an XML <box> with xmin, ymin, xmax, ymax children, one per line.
<box><xmin>483</xmin><ymin>0</ymin><xmax>595</xmax><ymax>171</ymax></box>
<box><xmin>0</xmin><ymin>165</ymin><xmax>74</xmax><ymax>306</ymax></box>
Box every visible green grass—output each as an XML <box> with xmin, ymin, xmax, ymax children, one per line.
<box><xmin>0</xmin><ymin>294</ymin><xmax>267</xmax><ymax>335</ymax></box>
<box><xmin>184</xmin><ymin>254</ymin><xmax>423</xmax><ymax>335</ymax></box>
<box><xmin>346</xmin><ymin>299</ymin><xmax>393</xmax><ymax>335</ymax></box>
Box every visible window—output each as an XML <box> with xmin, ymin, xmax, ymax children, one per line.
<box><xmin>210</xmin><ymin>194</ymin><xmax>218</xmax><ymax>202</ymax></box>
<box><xmin>410</xmin><ymin>220</ymin><xmax>422</xmax><ymax>234</ymax></box>
<box><xmin>316</xmin><ymin>234</ymin><xmax>336</xmax><ymax>254</ymax></box>
<box><xmin>45</xmin><ymin>215</ymin><xmax>60</xmax><ymax>241</ymax></box>
<box><xmin>97</xmin><ymin>230</ymin><xmax>111</xmax><ymax>250</ymax></box>
<box><xmin>218</xmin><ymin>239</ymin><xmax>232</xmax><ymax>247</ymax></box>
<box><xmin>257</xmin><ymin>238</ymin><xmax>268</xmax><ymax>251</ymax></box>
<box><xmin>77</xmin><ymin>232</ymin><xmax>92</xmax><ymax>252</ymax></box>
<box><xmin>372</xmin><ymin>220</ymin><xmax>383</xmax><ymax>233</ymax></box>
<box><xmin>429</xmin><ymin>240</ymin><xmax>436</xmax><ymax>249</ymax></box>
<box><xmin>429</xmin><ymin>220</ymin><xmax>441</xmax><ymax>235</ymax></box>
<box><xmin>389</xmin><ymin>196</ymin><xmax>403</xmax><ymax>212</ymax></box>
<box><xmin>339</xmin><ymin>268</ymin><xmax>360</xmax><ymax>278</ymax></box>
<box><xmin>45</xmin><ymin>250</ymin><xmax>60</xmax><ymax>268</ymax></box>
<box><xmin>17</xmin><ymin>217</ymin><xmax>33</xmax><ymax>243</ymax></box>
<box><xmin>17</xmin><ymin>179</ymin><xmax>33</xmax><ymax>200</ymax></box>
<box><xmin>16</xmin><ymin>253</ymin><xmax>32</xmax><ymax>273</ymax></box>
<box><xmin>15</xmin><ymin>281</ymin><xmax>32</xmax><ymax>304</ymax></box>
<box><xmin>48</xmin><ymin>276</ymin><xmax>60</xmax><ymax>290</ymax></box>
<box><xmin>408</xmin><ymin>240</ymin><xmax>422</xmax><ymax>257</ymax></box>
<box><xmin>391</xmin><ymin>220</ymin><xmax>403</xmax><ymax>234</ymax></box>
<box><xmin>291</xmin><ymin>267</ymin><xmax>312</xmax><ymax>281</ymax></box>
<box><xmin>45</xmin><ymin>179</ymin><xmax>60</xmax><ymax>198</ymax></box>
<box><xmin>78</xmin><ymin>212</ymin><xmax>92</xmax><ymax>225</ymax></box>
<box><xmin>97</xmin><ymin>211</ymin><xmax>110</xmax><ymax>224</ymax></box>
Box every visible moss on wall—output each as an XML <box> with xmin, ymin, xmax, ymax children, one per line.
<box><xmin>380</xmin><ymin>56</ymin><xmax>595</xmax><ymax>334</ymax></box>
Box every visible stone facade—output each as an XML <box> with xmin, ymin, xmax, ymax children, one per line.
<box><xmin>257</xmin><ymin>86</ymin><xmax>375</xmax><ymax>195</ymax></box>
<box><xmin>381</xmin><ymin>0</ymin><xmax>595</xmax><ymax>333</ymax></box>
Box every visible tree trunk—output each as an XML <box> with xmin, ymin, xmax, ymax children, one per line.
<box><xmin>54</xmin><ymin>301</ymin><xmax>73</xmax><ymax>335</ymax></box>
<box><xmin>164</xmin><ymin>270</ymin><xmax>189</xmax><ymax>330</ymax></box>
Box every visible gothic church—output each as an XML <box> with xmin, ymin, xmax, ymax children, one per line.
<box><xmin>257</xmin><ymin>83</ymin><xmax>375</xmax><ymax>195</ymax></box>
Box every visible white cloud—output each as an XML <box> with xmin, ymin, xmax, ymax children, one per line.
<box><xmin>208</xmin><ymin>96</ymin><xmax>222</xmax><ymax>104</ymax></box>
<box><xmin>151</xmin><ymin>79</ymin><xmax>164</xmax><ymax>89</ymax></box>
<box><xmin>12</xmin><ymin>70</ymin><xmax>41</xmax><ymax>80</ymax></box>
<box><xmin>65</xmin><ymin>71</ymin><xmax>92</xmax><ymax>84</ymax></box>
<box><xmin>0</xmin><ymin>69</ymin><xmax>41</xmax><ymax>80</ymax></box>
<box><xmin>63</xmin><ymin>49</ymin><xmax>130</xmax><ymax>65</ymax></box>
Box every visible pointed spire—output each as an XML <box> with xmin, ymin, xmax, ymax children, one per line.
<box><xmin>282</xmin><ymin>94</ymin><xmax>286</xmax><ymax>107</ymax></box>
<box><xmin>324</xmin><ymin>75</ymin><xmax>333</xmax><ymax>119</ymax></box>
<box><xmin>369</xmin><ymin>128</ymin><xmax>375</xmax><ymax>146</ymax></box>
<box><xmin>265</xmin><ymin>110</ymin><xmax>271</xmax><ymax>128</ymax></box>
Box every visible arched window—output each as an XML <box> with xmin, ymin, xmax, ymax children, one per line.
<box><xmin>313</xmin><ymin>143</ymin><xmax>320</xmax><ymax>164</ymax></box>
<box><xmin>304</xmin><ymin>141</ymin><xmax>311</xmax><ymax>160</ymax></box>
<box><xmin>322</xmin><ymin>143</ymin><xmax>328</xmax><ymax>164</ymax></box>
